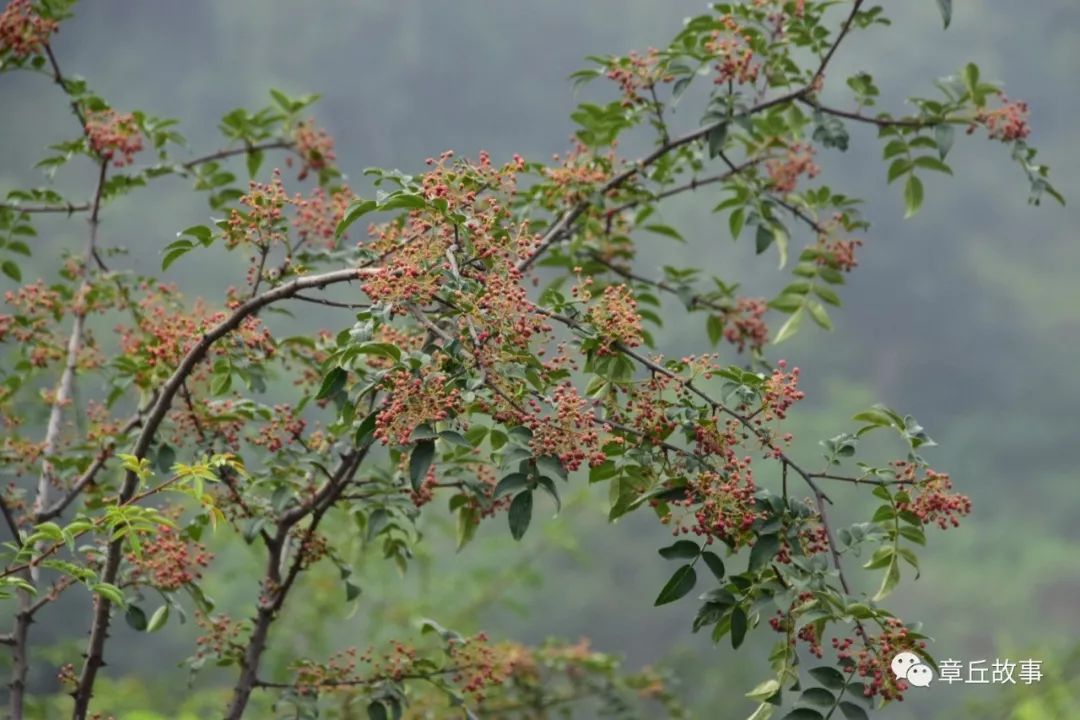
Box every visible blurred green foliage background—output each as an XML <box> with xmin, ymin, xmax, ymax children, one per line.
<box><xmin>1</xmin><ymin>2</ymin><xmax>1078</xmax><ymax>718</ymax></box>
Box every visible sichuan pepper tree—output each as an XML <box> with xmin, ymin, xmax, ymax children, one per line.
<box><xmin>0</xmin><ymin>0</ymin><xmax>1063</xmax><ymax>718</ymax></box>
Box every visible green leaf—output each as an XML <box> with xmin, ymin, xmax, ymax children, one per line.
<box><xmin>336</xmin><ymin>199</ymin><xmax>378</xmax><ymax>238</ymax></box>
<box><xmin>125</xmin><ymin>605</ymin><xmax>148</xmax><ymax>631</ymax></box>
<box><xmin>409</xmin><ymin>440</ymin><xmax>435</xmax><ymax>491</ymax></box>
<box><xmin>773</xmin><ymin>308</ymin><xmax>804</xmax><ymax>344</ymax></box>
<box><xmin>798</xmin><ymin>687</ymin><xmax>835</xmax><ymax>708</ymax></box>
<box><xmin>701</xmin><ymin>551</ymin><xmax>726</xmax><ymax>580</ymax></box>
<box><xmin>345</xmin><ymin>579</ymin><xmax>362</xmax><ymax>602</ymax></box>
<box><xmin>807</xmin><ymin>301</ymin><xmax>832</xmax><ymax>330</ymax></box>
<box><xmin>780</xmin><ymin>711</ymin><xmax>823</xmax><ymax>720</ymax></box>
<box><xmin>654</xmin><ymin>564</ymin><xmax>697</xmax><ymax>606</ymax></box>
<box><xmin>755</xmin><ymin>224</ymin><xmax>774</xmax><ymax>255</ymax></box>
<box><xmin>378</xmin><ymin>193</ymin><xmax>427</xmax><ymax>212</ymax></box>
<box><xmin>935</xmin><ymin>0</ymin><xmax>952</xmax><ymax>29</ymax></box>
<box><xmin>1</xmin><ymin>260</ymin><xmax>21</xmax><ymax>281</ymax></box>
<box><xmin>852</xmin><ymin>408</ymin><xmax>896</xmax><ymax>427</ymax></box>
<box><xmin>161</xmin><ymin>243</ymin><xmax>191</xmax><ymax>271</ymax></box>
<box><xmin>246</xmin><ymin>148</ymin><xmax>263</xmax><ymax>178</ymax></box>
<box><xmin>887</xmin><ymin>158</ymin><xmax>911</xmax><ymax>184</ymax></box>
<box><xmin>838</xmin><ymin>701</ymin><xmax>870</xmax><ymax>720</ymax></box>
<box><xmin>179</xmin><ymin>225</ymin><xmax>213</xmax><ymax>245</ymax></box>
<box><xmin>730</xmin><ymin>606</ymin><xmax>747</xmax><ymax>648</ymax></box>
<box><xmin>749</xmin><ymin>533</ymin><xmax>780</xmax><ymax>571</ymax></box>
<box><xmin>658</xmin><ymin>540</ymin><xmax>700</xmax><ymax>560</ymax></box>
<box><xmin>644</xmin><ymin>223</ymin><xmax>684</xmax><ymax>243</ymax></box>
<box><xmin>707</xmin><ymin>122</ymin><xmax>728</xmax><ymax>158</ymax></box>
<box><xmin>316</xmin><ymin>367</ymin><xmax>346</xmax><ymax>400</ymax></box>
<box><xmin>367</xmin><ymin>701</ymin><xmax>388</xmax><ymax>720</ymax></box>
<box><xmin>707</xmin><ymin>314</ymin><xmax>724</xmax><ymax>346</ymax></box>
<box><xmin>508</xmin><ymin>490</ymin><xmax>533</xmax><ymax>540</ymax></box>
<box><xmin>495</xmin><ymin>472</ymin><xmax>529</xmax><ymax>498</ymax></box>
<box><xmin>773</xmin><ymin>223</ymin><xmax>789</xmax><ymax>269</ymax></box>
<box><xmin>746</xmin><ymin>678</ymin><xmax>780</xmax><ymax>702</ymax></box>
<box><xmin>808</xmin><ymin>666</ymin><xmax>846</xmax><ymax>690</ymax></box>
<box><xmin>729</xmin><ymin>207</ymin><xmax>745</xmax><ymax>240</ymax></box>
<box><xmin>146</xmin><ymin>604</ymin><xmax>169</xmax><ymax>632</ymax></box>
<box><xmin>814</xmin><ymin>286</ymin><xmax>841</xmax><ymax>306</ymax></box>
<box><xmin>872</xmin><ymin>556</ymin><xmax>901</xmax><ymax>601</ymax></box>
<box><xmin>354</xmin><ymin>342</ymin><xmax>402</xmax><ymax>362</ymax></box>
<box><xmin>903</xmin><ymin>174</ymin><xmax>924</xmax><ymax>218</ymax></box>
<box><xmin>535</xmin><ymin>475</ymin><xmax>561</xmax><ymax>512</ymax></box>
<box><xmin>747</xmin><ymin>704</ymin><xmax>775</xmax><ymax>720</ymax></box>
<box><xmin>935</xmin><ymin>123</ymin><xmax>955</xmax><ymax>159</ymax></box>
<box><xmin>90</xmin><ymin>582</ymin><xmax>126</xmax><ymax>607</ymax></box>
<box><xmin>913</xmin><ymin>156</ymin><xmax>952</xmax><ymax>174</ymax></box>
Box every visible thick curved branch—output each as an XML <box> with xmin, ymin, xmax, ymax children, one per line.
<box><xmin>70</xmin><ymin>265</ymin><xmax>374</xmax><ymax>719</ymax></box>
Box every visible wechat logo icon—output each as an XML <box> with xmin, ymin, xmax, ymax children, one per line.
<box><xmin>891</xmin><ymin>651</ymin><xmax>934</xmax><ymax>688</ymax></box>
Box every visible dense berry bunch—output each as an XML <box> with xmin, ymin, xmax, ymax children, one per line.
<box><xmin>116</xmin><ymin>291</ymin><xmax>275</xmax><ymax>387</ymax></box>
<box><xmin>127</xmin><ymin>528</ymin><xmax>212</xmax><ymax>592</ymax></box>
<box><xmin>833</xmin><ymin>617</ymin><xmax>927</xmax><ymax>701</ymax></box>
<box><xmin>446</xmin><ymin>633</ymin><xmax>521</xmax><ymax>703</ymax></box>
<box><xmin>225</xmin><ymin>171</ymin><xmax>290</xmax><ymax>249</ymax></box>
<box><xmin>706</xmin><ymin>15</ymin><xmax>760</xmax><ymax>86</ymax></box>
<box><xmin>0</xmin><ymin>0</ymin><xmax>56</xmax><ymax>59</ymax></box>
<box><xmin>819</xmin><ymin>237</ymin><xmax>862</xmax><ymax>272</ymax></box>
<box><xmin>293</xmin><ymin>185</ymin><xmax>355</xmax><ymax>249</ymax></box>
<box><xmin>587</xmin><ymin>283</ymin><xmax>643</xmax><ymax>352</ymax></box>
<box><xmin>250</xmin><ymin>404</ymin><xmax>307</xmax><ymax>452</ymax></box>
<box><xmin>899</xmin><ymin>469</ymin><xmax>972</xmax><ymax>529</ymax></box>
<box><xmin>766</xmin><ymin>143</ymin><xmax>820</xmax><ymax>194</ymax></box>
<box><xmin>291</xmin><ymin>118</ymin><xmax>336</xmax><ymax>180</ymax></box>
<box><xmin>84</xmin><ymin>109</ymin><xmax>144</xmax><ymax>167</ymax></box>
<box><xmin>971</xmin><ymin>95</ymin><xmax>1031</xmax><ymax>142</ymax></box>
<box><xmin>722</xmin><ymin>297</ymin><xmax>769</xmax><ymax>353</ymax></box>
<box><xmin>193</xmin><ymin>613</ymin><xmax>250</xmax><ymax>666</ymax></box>
<box><xmin>759</xmin><ymin>360</ymin><xmax>805</xmax><ymax>421</ymax></box>
<box><xmin>374</xmin><ymin>365</ymin><xmax>462</xmax><ymax>446</ymax></box>
<box><xmin>604</xmin><ymin>48</ymin><xmax>673</xmax><ymax>107</ymax></box>
<box><xmin>525</xmin><ymin>383</ymin><xmax>606</xmax><ymax>472</ymax></box>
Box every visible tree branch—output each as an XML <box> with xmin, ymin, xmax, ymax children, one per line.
<box><xmin>224</xmin><ymin>448</ymin><xmax>366</xmax><ymax>720</ymax></box>
<box><xmin>70</xmin><ymin>266</ymin><xmax>375</xmax><ymax>719</ymax></box>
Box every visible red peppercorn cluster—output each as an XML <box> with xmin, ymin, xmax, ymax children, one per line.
<box><xmin>587</xmin><ymin>283</ymin><xmax>644</xmax><ymax>353</ymax></box>
<box><xmin>363</xmin><ymin>152</ymin><xmax>534</xmax><ymax>310</ymax></box>
<box><xmin>819</xmin><ymin>237</ymin><xmax>862</xmax><ymax>272</ymax></box>
<box><xmin>250</xmin><ymin>403</ymin><xmax>307</xmax><ymax>452</ymax></box>
<box><xmin>722</xmin><ymin>297</ymin><xmax>769</xmax><ymax>353</ymax></box>
<box><xmin>84</xmin><ymin>109</ymin><xmax>144</xmax><ymax>167</ymax></box>
<box><xmin>0</xmin><ymin>0</ymin><xmax>57</xmax><ymax>60</ymax></box>
<box><xmin>116</xmin><ymin>293</ymin><xmax>275</xmax><ymax>388</ymax></box>
<box><xmin>525</xmin><ymin>383</ymin><xmax>606</xmax><ymax>472</ymax></box>
<box><xmin>359</xmin><ymin>640</ymin><xmax>418</xmax><ymax>682</ymax></box>
<box><xmin>193</xmin><ymin>612</ymin><xmax>249</xmax><ymax>666</ymax></box>
<box><xmin>290</xmin><ymin>648</ymin><xmax>360</xmax><ymax>695</ymax></box>
<box><xmin>460</xmin><ymin>271</ymin><xmax>551</xmax><ymax>351</ymax></box>
<box><xmin>766</xmin><ymin>143</ymin><xmax>820</xmax><ymax>194</ymax></box>
<box><xmin>225</xmin><ymin>171</ymin><xmax>290</xmax><ymax>250</ymax></box>
<box><xmin>446</xmin><ymin>632</ymin><xmax>520</xmax><ymax>703</ymax></box>
<box><xmin>898</xmin><ymin>469</ymin><xmax>972</xmax><ymax>529</ymax></box>
<box><xmin>542</xmin><ymin>142</ymin><xmax>617</xmax><ymax>206</ymax></box>
<box><xmin>2</xmin><ymin>279</ymin><xmax>65</xmax><ymax>367</ymax></box>
<box><xmin>759</xmin><ymin>360</ymin><xmax>804</xmax><ymax>421</ymax></box>
<box><xmin>126</xmin><ymin>527</ymin><xmax>212</xmax><ymax>591</ymax></box>
<box><xmin>706</xmin><ymin>15</ymin><xmax>760</xmax><ymax>86</ymax></box>
<box><xmin>970</xmin><ymin>95</ymin><xmax>1031</xmax><ymax>142</ymax></box>
<box><xmin>604</xmin><ymin>48</ymin><xmax>674</xmax><ymax>107</ymax></box>
<box><xmin>621</xmin><ymin>374</ymin><xmax>679</xmax><ymax>444</ymax></box>
<box><xmin>292</xmin><ymin>185</ymin><xmax>356</xmax><ymax>249</ymax></box>
<box><xmin>833</xmin><ymin>617</ymin><xmax>926</xmax><ymax>701</ymax></box>
<box><xmin>374</xmin><ymin>365</ymin><xmax>462</xmax><ymax>447</ymax></box>
<box><xmin>291</xmin><ymin>118</ymin><xmax>336</xmax><ymax>181</ymax></box>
